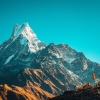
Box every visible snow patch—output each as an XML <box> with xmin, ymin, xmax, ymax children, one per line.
<box><xmin>83</xmin><ymin>62</ymin><xmax>88</xmax><ymax>70</ymax></box>
<box><xmin>20</xmin><ymin>37</ymin><xmax>27</xmax><ymax>45</ymax></box>
<box><xmin>4</xmin><ymin>44</ymin><xmax>11</xmax><ymax>50</ymax></box>
<box><xmin>0</xmin><ymin>47</ymin><xmax>2</xmax><ymax>50</ymax></box>
<box><xmin>58</xmin><ymin>47</ymin><xmax>76</xmax><ymax>63</ymax></box>
<box><xmin>4</xmin><ymin>55</ymin><xmax>14</xmax><ymax>64</ymax></box>
<box><xmin>64</xmin><ymin>58</ymin><xmax>76</xmax><ymax>63</ymax></box>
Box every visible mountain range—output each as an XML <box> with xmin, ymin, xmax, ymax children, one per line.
<box><xmin>0</xmin><ymin>23</ymin><xmax>100</xmax><ymax>100</ymax></box>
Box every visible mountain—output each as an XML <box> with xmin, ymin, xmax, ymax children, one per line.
<box><xmin>0</xmin><ymin>23</ymin><xmax>100</xmax><ymax>100</ymax></box>
<box><xmin>0</xmin><ymin>23</ymin><xmax>46</xmax><ymax>77</ymax></box>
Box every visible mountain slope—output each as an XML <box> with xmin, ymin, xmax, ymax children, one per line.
<box><xmin>0</xmin><ymin>84</ymin><xmax>54</xmax><ymax>100</ymax></box>
<box><xmin>6</xmin><ymin>68</ymin><xmax>81</xmax><ymax>95</ymax></box>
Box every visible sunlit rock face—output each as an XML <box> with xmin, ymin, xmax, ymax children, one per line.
<box><xmin>0</xmin><ymin>23</ymin><xmax>100</xmax><ymax>100</ymax></box>
<box><xmin>0</xmin><ymin>84</ymin><xmax>54</xmax><ymax>100</ymax></box>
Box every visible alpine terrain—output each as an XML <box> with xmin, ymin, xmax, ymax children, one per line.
<box><xmin>0</xmin><ymin>23</ymin><xmax>100</xmax><ymax>100</ymax></box>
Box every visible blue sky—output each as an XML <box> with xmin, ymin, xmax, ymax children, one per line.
<box><xmin>0</xmin><ymin>0</ymin><xmax>100</xmax><ymax>63</ymax></box>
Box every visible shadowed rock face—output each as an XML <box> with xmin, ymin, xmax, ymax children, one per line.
<box><xmin>0</xmin><ymin>23</ymin><xmax>100</xmax><ymax>100</ymax></box>
<box><xmin>48</xmin><ymin>86</ymin><xmax>100</xmax><ymax>100</ymax></box>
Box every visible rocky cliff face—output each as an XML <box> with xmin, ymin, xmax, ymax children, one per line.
<box><xmin>0</xmin><ymin>23</ymin><xmax>100</xmax><ymax>100</ymax></box>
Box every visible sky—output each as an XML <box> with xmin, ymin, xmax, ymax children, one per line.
<box><xmin>0</xmin><ymin>0</ymin><xmax>100</xmax><ymax>63</ymax></box>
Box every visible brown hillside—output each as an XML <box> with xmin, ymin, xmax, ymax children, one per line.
<box><xmin>0</xmin><ymin>84</ymin><xmax>54</xmax><ymax>100</ymax></box>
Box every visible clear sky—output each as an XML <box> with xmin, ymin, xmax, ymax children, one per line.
<box><xmin>0</xmin><ymin>0</ymin><xmax>100</xmax><ymax>63</ymax></box>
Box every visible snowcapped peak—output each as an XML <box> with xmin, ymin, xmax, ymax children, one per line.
<box><xmin>20</xmin><ymin>22</ymin><xmax>30</xmax><ymax>29</ymax></box>
<box><xmin>10</xmin><ymin>23</ymin><xmax>46</xmax><ymax>53</ymax></box>
<box><xmin>13</xmin><ymin>22</ymin><xmax>30</xmax><ymax>36</ymax></box>
<box><xmin>14</xmin><ymin>22</ymin><xmax>29</xmax><ymax>28</ymax></box>
<box><xmin>12</xmin><ymin>23</ymin><xmax>37</xmax><ymax>41</ymax></box>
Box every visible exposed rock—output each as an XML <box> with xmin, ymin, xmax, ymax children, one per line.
<box><xmin>0</xmin><ymin>84</ymin><xmax>54</xmax><ymax>100</ymax></box>
<box><xmin>49</xmin><ymin>86</ymin><xmax>100</xmax><ymax>100</ymax></box>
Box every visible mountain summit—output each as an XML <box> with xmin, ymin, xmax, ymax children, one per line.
<box><xmin>11</xmin><ymin>22</ymin><xmax>46</xmax><ymax>52</ymax></box>
<box><xmin>0</xmin><ymin>23</ymin><xmax>100</xmax><ymax>100</ymax></box>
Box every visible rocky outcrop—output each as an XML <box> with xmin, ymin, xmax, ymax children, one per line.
<box><xmin>49</xmin><ymin>86</ymin><xmax>100</xmax><ymax>100</ymax></box>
